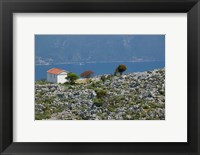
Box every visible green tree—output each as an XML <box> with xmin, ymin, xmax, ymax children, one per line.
<box><xmin>66</xmin><ymin>72</ymin><xmax>79</xmax><ymax>84</ymax></box>
<box><xmin>114</xmin><ymin>64</ymin><xmax>127</xmax><ymax>75</ymax></box>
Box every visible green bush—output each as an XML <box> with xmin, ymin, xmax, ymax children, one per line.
<box><xmin>93</xmin><ymin>98</ymin><xmax>104</xmax><ymax>107</ymax></box>
<box><xmin>35</xmin><ymin>113</ymin><xmax>49</xmax><ymax>120</ymax></box>
<box><xmin>101</xmin><ymin>75</ymin><xmax>113</xmax><ymax>82</ymax></box>
<box><xmin>128</xmin><ymin>102</ymin><xmax>136</xmax><ymax>106</ymax></box>
<box><xmin>148</xmin><ymin>102</ymin><xmax>159</xmax><ymax>109</ymax></box>
<box><xmin>107</xmin><ymin>106</ymin><xmax>115</xmax><ymax>112</ymax></box>
<box><xmin>100</xmin><ymin>75</ymin><xmax>106</xmax><ymax>82</ymax></box>
<box><xmin>159</xmin><ymin>90</ymin><xmax>165</xmax><ymax>95</ymax></box>
<box><xmin>35</xmin><ymin>110</ymin><xmax>51</xmax><ymax>120</ymax></box>
<box><xmin>114</xmin><ymin>64</ymin><xmax>127</xmax><ymax>75</ymax></box>
<box><xmin>66</xmin><ymin>72</ymin><xmax>79</xmax><ymax>84</ymax></box>
<box><xmin>142</xmin><ymin>104</ymin><xmax>149</xmax><ymax>109</ymax></box>
<box><xmin>107</xmin><ymin>75</ymin><xmax>113</xmax><ymax>80</ymax></box>
<box><xmin>95</xmin><ymin>89</ymin><xmax>107</xmax><ymax>98</ymax></box>
<box><xmin>87</xmin><ymin>81</ymin><xmax>102</xmax><ymax>89</ymax></box>
<box><xmin>87</xmin><ymin>84</ymin><xmax>95</xmax><ymax>90</ymax></box>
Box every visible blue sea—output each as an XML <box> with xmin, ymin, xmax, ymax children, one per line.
<box><xmin>35</xmin><ymin>61</ymin><xmax>165</xmax><ymax>81</ymax></box>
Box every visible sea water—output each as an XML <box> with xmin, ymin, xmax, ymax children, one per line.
<box><xmin>35</xmin><ymin>61</ymin><xmax>165</xmax><ymax>81</ymax></box>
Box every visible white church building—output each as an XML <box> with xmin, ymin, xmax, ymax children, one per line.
<box><xmin>47</xmin><ymin>68</ymin><xmax>68</xmax><ymax>84</ymax></box>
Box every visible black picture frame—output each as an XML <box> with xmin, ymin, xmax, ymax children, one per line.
<box><xmin>0</xmin><ymin>0</ymin><xmax>200</xmax><ymax>154</ymax></box>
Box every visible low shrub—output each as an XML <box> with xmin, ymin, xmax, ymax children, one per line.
<box><xmin>142</xmin><ymin>104</ymin><xmax>149</xmax><ymax>109</ymax></box>
<box><xmin>107</xmin><ymin>106</ymin><xmax>115</xmax><ymax>112</ymax></box>
<box><xmin>106</xmin><ymin>75</ymin><xmax>113</xmax><ymax>80</ymax></box>
<box><xmin>100</xmin><ymin>75</ymin><xmax>113</xmax><ymax>82</ymax></box>
<box><xmin>159</xmin><ymin>90</ymin><xmax>165</xmax><ymax>95</ymax></box>
<box><xmin>148</xmin><ymin>102</ymin><xmax>159</xmax><ymax>109</ymax></box>
<box><xmin>35</xmin><ymin>110</ymin><xmax>51</xmax><ymax>120</ymax></box>
<box><xmin>95</xmin><ymin>89</ymin><xmax>107</xmax><ymax>98</ymax></box>
<box><xmin>93</xmin><ymin>98</ymin><xmax>104</xmax><ymax>107</ymax></box>
<box><xmin>100</xmin><ymin>75</ymin><xmax>106</xmax><ymax>82</ymax></box>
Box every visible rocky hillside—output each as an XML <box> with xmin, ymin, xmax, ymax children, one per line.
<box><xmin>35</xmin><ymin>68</ymin><xmax>165</xmax><ymax>120</ymax></box>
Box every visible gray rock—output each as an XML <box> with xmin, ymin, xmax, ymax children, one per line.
<box><xmin>90</xmin><ymin>91</ymin><xmax>96</xmax><ymax>99</ymax></box>
<box><xmin>41</xmin><ymin>87</ymin><xmax>49</xmax><ymax>92</ymax></box>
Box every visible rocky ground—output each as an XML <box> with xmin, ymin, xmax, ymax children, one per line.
<box><xmin>35</xmin><ymin>68</ymin><xmax>165</xmax><ymax>120</ymax></box>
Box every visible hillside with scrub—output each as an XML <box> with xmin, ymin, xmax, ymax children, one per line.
<box><xmin>35</xmin><ymin>68</ymin><xmax>165</xmax><ymax>120</ymax></box>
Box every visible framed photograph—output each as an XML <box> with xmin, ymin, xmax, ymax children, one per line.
<box><xmin>0</xmin><ymin>0</ymin><xmax>200</xmax><ymax>154</ymax></box>
<box><xmin>34</xmin><ymin>34</ymin><xmax>165</xmax><ymax>121</ymax></box>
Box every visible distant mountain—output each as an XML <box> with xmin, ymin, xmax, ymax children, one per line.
<box><xmin>35</xmin><ymin>35</ymin><xmax>165</xmax><ymax>65</ymax></box>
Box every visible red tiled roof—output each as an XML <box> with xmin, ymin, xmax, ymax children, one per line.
<box><xmin>47</xmin><ymin>68</ymin><xmax>64</xmax><ymax>75</ymax></box>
